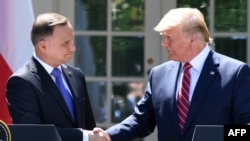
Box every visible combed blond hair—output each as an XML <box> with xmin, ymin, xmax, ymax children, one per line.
<box><xmin>154</xmin><ymin>8</ymin><xmax>212</xmax><ymax>43</ymax></box>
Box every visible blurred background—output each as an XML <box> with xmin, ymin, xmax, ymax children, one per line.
<box><xmin>1</xmin><ymin>0</ymin><xmax>248</xmax><ymax>140</ymax></box>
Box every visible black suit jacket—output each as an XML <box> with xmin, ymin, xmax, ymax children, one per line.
<box><xmin>6</xmin><ymin>57</ymin><xmax>96</xmax><ymax>141</ymax></box>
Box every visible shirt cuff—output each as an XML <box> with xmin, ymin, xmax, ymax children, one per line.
<box><xmin>80</xmin><ymin>129</ymin><xmax>89</xmax><ymax>141</ymax></box>
<box><xmin>83</xmin><ymin>130</ymin><xmax>89</xmax><ymax>141</ymax></box>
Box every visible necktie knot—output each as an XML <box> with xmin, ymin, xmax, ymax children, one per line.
<box><xmin>183</xmin><ymin>62</ymin><xmax>192</xmax><ymax>71</ymax></box>
<box><xmin>51</xmin><ymin>68</ymin><xmax>61</xmax><ymax>78</ymax></box>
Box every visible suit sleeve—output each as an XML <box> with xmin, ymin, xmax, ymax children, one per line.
<box><xmin>106</xmin><ymin>73</ymin><xmax>156</xmax><ymax>141</ymax></box>
<box><xmin>232</xmin><ymin>63</ymin><xmax>250</xmax><ymax>124</ymax></box>
<box><xmin>6</xmin><ymin>75</ymin><xmax>83</xmax><ymax>141</ymax></box>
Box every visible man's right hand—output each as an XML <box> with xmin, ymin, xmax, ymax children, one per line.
<box><xmin>89</xmin><ymin>127</ymin><xmax>111</xmax><ymax>141</ymax></box>
<box><xmin>88</xmin><ymin>129</ymin><xmax>110</xmax><ymax>141</ymax></box>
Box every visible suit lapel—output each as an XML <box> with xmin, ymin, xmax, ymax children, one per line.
<box><xmin>61</xmin><ymin>65</ymin><xmax>81</xmax><ymax>124</ymax></box>
<box><xmin>61</xmin><ymin>65</ymin><xmax>76</xmax><ymax>98</ymax></box>
<box><xmin>163</xmin><ymin>62</ymin><xmax>182</xmax><ymax>131</ymax></box>
<box><xmin>184</xmin><ymin>51</ymin><xmax>219</xmax><ymax>132</ymax></box>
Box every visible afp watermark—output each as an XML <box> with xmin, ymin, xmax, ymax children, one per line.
<box><xmin>224</xmin><ymin>125</ymin><xmax>250</xmax><ymax>141</ymax></box>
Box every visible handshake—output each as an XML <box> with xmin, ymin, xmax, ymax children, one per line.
<box><xmin>88</xmin><ymin>127</ymin><xmax>111</xmax><ymax>141</ymax></box>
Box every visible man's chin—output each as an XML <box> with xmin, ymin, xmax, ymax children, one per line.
<box><xmin>64</xmin><ymin>57</ymin><xmax>72</xmax><ymax>63</ymax></box>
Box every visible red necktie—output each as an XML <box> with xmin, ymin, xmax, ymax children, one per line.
<box><xmin>177</xmin><ymin>62</ymin><xmax>192</xmax><ymax>133</ymax></box>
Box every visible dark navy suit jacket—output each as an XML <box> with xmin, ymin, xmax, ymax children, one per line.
<box><xmin>106</xmin><ymin>50</ymin><xmax>250</xmax><ymax>141</ymax></box>
<box><xmin>6</xmin><ymin>57</ymin><xmax>96</xmax><ymax>141</ymax></box>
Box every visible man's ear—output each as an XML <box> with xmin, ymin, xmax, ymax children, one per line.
<box><xmin>37</xmin><ymin>40</ymin><xmax>47</xmax><ymax>51</ymax></box>
<box><xmin>190</xmin><ymin>34</ymin><xmax>197</xmax><ymax>43</ymax></box>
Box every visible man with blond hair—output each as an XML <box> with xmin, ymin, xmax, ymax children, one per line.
<box><xmin>95</xmin><ymin>7</ymin><xmax>250</xmax><ymax>141</ymax></box>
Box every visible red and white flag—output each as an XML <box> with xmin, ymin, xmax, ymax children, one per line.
<box><xmin>0</xmin><ymin>0</ymin><xmax>34</xmax><ymax>123</ymax></box>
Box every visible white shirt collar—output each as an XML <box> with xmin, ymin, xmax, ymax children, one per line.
<box><xmin>189</xmin><ymin>43</ymin><xmax>211</xmax><ymax>72</ymax></box>
<box><xmin>33</xmin><ymin>53</ymin><xmax>62</xmax><ymax>74</ymax></box>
